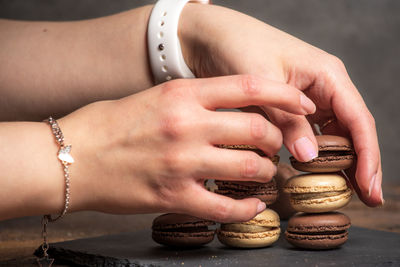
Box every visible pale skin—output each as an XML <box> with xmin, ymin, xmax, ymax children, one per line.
<box><xmin>0</xmin><ymin>4</ymin><xmax>382</xmax><ymax>222</ymax></box>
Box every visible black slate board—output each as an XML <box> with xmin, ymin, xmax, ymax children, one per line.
<box><xmin>36</xmin><ymin>223</ymin><xmax>400</xmax><ymax>267</ymax></box>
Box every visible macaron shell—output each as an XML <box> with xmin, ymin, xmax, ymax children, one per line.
<box><xmin>218</xmin><ymin>228</ymin><xmax>280</xmax><ymax>248</ymax></box>
<box><xmin>152</xmin><ymin>213</ymin><xmax>215</xmax><ymax>230</ymax></box>
<box><xmin>316</xmin><ymin>135</ymin><xmax>353</xmax><ymax>152</ymax></box>
<box><xmin>287</xmin><ymin>212</ymin><xmax>351</xmax><ymax>233</ymax></box>
<box><xmin>215</xmin><ymin>190</ymin><xmax>278</xmax><ymax>204</ymax></box>
<box><xmin>290</xmin><ymin>154</ymin><xmax>354</xmax><ymax>173</ymax></box>
<box><xmin>285</xmin><ymin>231</ymin><xmax>348</xmax><ymax>250</ymax></box>
<box><xmin>290</xmin><ymin>188</ymin><xmax>352</xmax><ymax>213</ymax></box>
<box><xmin>243</xmin><ymin>208</ymin><xmax>280</xmax><ymax>227</ymax></box>
<box><xmin>284</xmin><ymin>173</ymin><xmax>348</xmax><ymax>194</ymax></box>
<box><xmin>152</xmin><ymin>230</ymin><xmax>215</xmax><ymax>247</ymax></box>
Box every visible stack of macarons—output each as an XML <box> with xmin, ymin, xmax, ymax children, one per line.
<box><xmin>151</xmin><ymin>145</ymin><xmax>282</xmax><ymax>249</ymax></box>
<box><xmin>214</xmin><ymin>145</ymin><xmax>281</xmax><ymax>248</ymax></box>
<box><xmin>284</xmin><ymin>135</ymin><xmax>354</xmax><ymax>250</ymax></box>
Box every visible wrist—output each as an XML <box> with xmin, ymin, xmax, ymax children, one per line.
<box><xmin>178</xmin><ymin>3</ymin><xmax>212</xmax><ymax>77</ymax></box>
<box><xmin>179</xmin><ymin>3</ymin><xmax>232</xmax><ymax>78</ymax></box>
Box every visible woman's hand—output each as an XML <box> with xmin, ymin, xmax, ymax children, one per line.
<box><xmin>179</xmin><ymin>4</ymin><xmax>382</xmax><ymax>207</ymax></box>
<box><xmin>60</xmin><ymin>75</ymin><xmax>315</xmax><ymax>222</ymax></box>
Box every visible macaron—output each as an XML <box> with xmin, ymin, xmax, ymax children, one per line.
<box><xmin>152</xmin><ymin>213</ymin><xmax>215</xmax><ymax>247</ymax></box>
<box><xmin>217</xmin><ymin>144</ymin><xmax>280</xmax><ymax>165</ymax></box>
<box><xmin>217</xmin><ymin>209</ymin><xmax>281</xmax><ymax>248</ymax></box>
<box><xmin>215</xmin><ymin>179</ymin><xmax>278</xmax><ymax>204</ymax></box>
<box><xmin>290</xmin><ymin>135</ymin><xmax>354</xmax><ymax>172</ymax></box>
<box><xmin>283</xmin><ymin>173</ymin><xmax>352</xmax><ymax>213</ymax></box>
<box><xmin>285</xmin><ymin>212</ymin><xmax>351</xmax><ymax>250</ymax></box>
<box><xmin>269</xmin><ymin>163</ymin><xmax>299</xmax><ymax>220</ymax></box>
<box><xmin>215</xmin><ymin>145</ymin><xmax>279</xmax><ymax>204</ymax></box>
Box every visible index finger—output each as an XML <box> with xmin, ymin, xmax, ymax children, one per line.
<box><xmin>193</xmin><ymin>75</ymin><xmax>316</xmax><ymax>115</ymax></box>
<box><xmin>328</xmin><ymin>77</ymin><xmax>382</xmax><ymax>207</ymax></box>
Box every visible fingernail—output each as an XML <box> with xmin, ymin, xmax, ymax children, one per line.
<box><xmin>257</xmin><ymin>201</ymin><xmax>266</xmax><ymax>214</ymax></box>
<box><xmin>300</xmin><ymin>95</ymin><xmax>316</xmax><ymax>114</ymax></box>
<box><xmin>293</xmin><ymin>136</ymin><xmax>318</xmax><ymax>162</ymax></box>
<box><xmin>380</xmin><ymin>189</ymin><xmax>385</xmax><ymax>206</ymax></box>
<box><xmin>368</xmin><ymin>173</ymin><xmax>377</xmax><ymax>198</ymax></box>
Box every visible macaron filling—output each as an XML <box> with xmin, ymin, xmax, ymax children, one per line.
<box><xmin>291</xmin><ymin>188</ymin><xmax>352</xmax><ymax>201</ymax></box>
<box><xmin>221</xmin><ymin>224</ymin><xmax>279</xmax><ymax>234</ymax></box>
<box><xmin>155</xmin><ymin>226</ymin><xmax>213</xmax><ymax>233</ymax></box>
<box><xmin>285</xmin><ymin>229</ymin><xmax>348</xmax><ymax>241</ymax></box>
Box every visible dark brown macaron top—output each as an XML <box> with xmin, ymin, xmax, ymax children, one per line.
<box><xmin>285</xmin><ymin>212</ymin><xmax>351</xmax><ymax>250</ymax></box>
<box><xmin>152</xmin><ymin>213</ymin><xmax>216</xmax><ymax>247</ymax></box>
<box><xmin>217</xmin><ymin>144</ymin><xmax>280</xmax><ymax>165</ymax></box>
<box><xmin>215</xmin><ymin>179</ymin><xmax>278</xmax><ymax>205</ymax></box>
<box><xmin>290</xmin><ymin>135</ymin><xmax>354</xmax><ymax>173</ymax></box>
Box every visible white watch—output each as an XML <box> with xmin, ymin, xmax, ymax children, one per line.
<box><xmin>147</xmin><ymin>0</ymin><xmax>211</xmax><ymax>84</ymax></box>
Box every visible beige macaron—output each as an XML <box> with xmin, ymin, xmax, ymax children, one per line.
<box><xmin>217</xmin><ymin>209</ymin><xmax>280</xmax><ymax>248</ymax></box>
<box><xmin>283</xmin><ymin>173</ymin><xmax>352</xmax><ymax>213</ymax></box>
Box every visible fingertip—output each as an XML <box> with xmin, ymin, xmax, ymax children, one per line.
<box><xmin>256</xmin><ymin>201</ymin><xmax>266</xmax><ymax>214</ymax></box>
<box><xmin>292</xmin><ymin>136</ymin><xmax>318</xmax><ymax>162</ymax></box>
<box><xmin>300</xmin><ymin>94</ymin><xmax>316</xmax><ymax>114</ymax></box>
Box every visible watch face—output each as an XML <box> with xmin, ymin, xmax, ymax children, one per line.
<box><xmin>189</xmin><ymin>0</ymin><xmax>212</xmax><ymax>4</ymax></box>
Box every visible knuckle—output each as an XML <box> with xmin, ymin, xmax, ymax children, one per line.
<box><xmin>159</xmin><ymin>113</ymin><xmax>187</xmax><ymax>139</ymax></box>
<box><xmin>269</xmin><ymin>130</ymin><xmax>283</xmax><ymax>154</ymax></box>
<box><xmin>238</xmin><ymin>74</ymin><xmax>262</xmax><ymax>97</ymax></box>
<box><xmin>160</xmin><ymin>79</ymin><xmax>191</xmax><ymax>100</ymax></box>
<box><xmin>326</xmin><ymin>54</ymin><xmax>346</xmax><ymax>72</ymax></box>
<box><xmin>250</xmin><ymin>114</ymin><xmax>268</xmax><ymax>140</ymax></box>
<box><xmin>241</xmin><ymin>153</ymin><xmax>261</xmax><ymax>178</ymax></box>
<box><xmin>162</xmin><ymin>149</ymin><xmax>189</xmax><ymax>176</ymax></box>
<box><xmin>257</xmin><ymin>159</ymin><xmax>277</xmax><ymax>183</ymax></box>
<box><xmin>366</xmin><ymin>111</ymin><xmax>376</xmax><ymax>128</ymax></box>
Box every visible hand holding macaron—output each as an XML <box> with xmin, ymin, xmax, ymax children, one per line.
<box><xmin>180</xmin><ymin>3</ymin><xmax>383</xmax><ymax>207</ymax></box>
<box><xmin>58</xmin><ymin>75</ymin><xmax>316</xmax><ymax>223</ymax></box>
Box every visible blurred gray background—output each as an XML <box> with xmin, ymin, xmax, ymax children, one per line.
<box><xmin>0</xmin><ymin>1</ymin><xmax>399</xmax><ymax>262</ymax></box>
<box><xmin>1</xmin><ymin>0</ymin><xmax>398</xmax><ymax>185</ymax></box>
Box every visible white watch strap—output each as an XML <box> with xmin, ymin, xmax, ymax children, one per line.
<box><xmin>148</xmin><ymin>0</ymin><xmax>195</xmax><ymax>84</ymax></box>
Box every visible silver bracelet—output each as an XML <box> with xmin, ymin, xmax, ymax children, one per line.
<box><xmin>37</xmin><ymin>116</ymin><xmax>74</xmax><ymax>267</ymax></box>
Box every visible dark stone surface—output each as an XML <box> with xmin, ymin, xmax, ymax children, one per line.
<box><xmin>36</xmin><ymin>223</ymin><xmax>400</xmax><ymax>267</ymax></box>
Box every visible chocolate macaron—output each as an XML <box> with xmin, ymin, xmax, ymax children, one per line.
<box><xmin>285</xmin><ymin>212</ymin><xmax>351</xmax><ymax>250</ymax></box>
<box><xmin>218</xmin><ymin>209</ymin><xmax>281</xmax><ymax>248</ymax></box>
<box><xmin>215</xmin><ymin>145</ymin><xmax>279</xmax><ymax>203</ymax></box>
<box><xmin>290</xmin><ymin>135</ymin><xmax>354</xmax><ymax>173</ymax></box>
<box><xmin>215</xmin><ymin>179</ymin><xmax>278</xmax><ymax>204</ymax></box>
<box><xmin>152</xmin><ymin>213</ymin><xmax>215</xmax><ymax>247</ymax></box>
<box><xmin>284</xmin><ymin>173</ymin><xmax>352</xmax><ymax>213</ymax></box>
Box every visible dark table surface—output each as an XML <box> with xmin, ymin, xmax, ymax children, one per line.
<box><xmin>1</xmin><ymin>186</ymin><xmax>399</xmax><ymax>266</ymax></box>
<box><xmin>32</xmin><ymin>223</ymin><xmax>400</xmax><ymax>267</ymax></box>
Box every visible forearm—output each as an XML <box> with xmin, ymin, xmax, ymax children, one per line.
<box><xmin>0</xmin><ymin>5</ymin><xmax>153</xmax><ymax>121</ymax></box>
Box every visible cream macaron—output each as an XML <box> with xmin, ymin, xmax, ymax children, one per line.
<box><xmin>217</xmin><ymin>209</ymin><xmax>280</xmax><ymax>248</ymax></box>
<box><xmin>283</xmin><ymin>173</ymin><xmax>352</xmax><ymax>213</ymax></box>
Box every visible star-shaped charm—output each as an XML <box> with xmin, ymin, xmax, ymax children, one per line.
<box><xmin>36</xmin><ymin>256</ymin><xmax>54</xmax><ymax>267</ymax></box>
<box><xmin>58</xmin><ymin>145</ymin><xmax>74</xmax><ymax>163</ymax></box>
